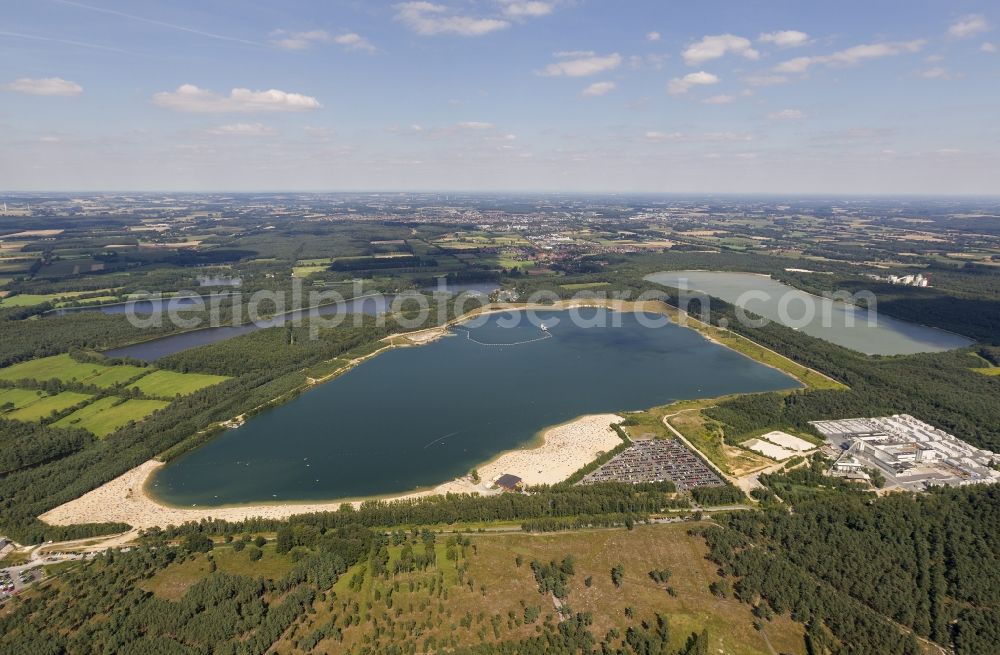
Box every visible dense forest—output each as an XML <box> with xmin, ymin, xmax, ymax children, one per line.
<box><xmin>699</xmin><ymin>477</ymin><xmax>1000</xmax><ymax>655</ymax></box>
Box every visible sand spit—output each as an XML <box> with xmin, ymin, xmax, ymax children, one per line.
<box><xmin>39</xmin><ymin>414</ymin><xmax>623</xmax><ymax>530</ymax></box>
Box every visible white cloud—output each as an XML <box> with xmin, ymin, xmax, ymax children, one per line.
<box><xmin>272</xmin><ymin>30</ymin><xmax>376</xmax><ymax>52</ymax></box>
<box><xmin>271</xmin><ymin>30</ymin><xmax>331</xmax><ymax>50</ymax></box>
<box><xmin>920</xmin><ymin>66</ymin><xmax>951</xmax><ymax>79</ymax></box>
<box><xmin>538</xmin><ymin>52</ymin><xmax>622</xmax><ymax>77</ymax></box>
<box><xmin>702</xmin><ymin>94</ymin><xmax>734</xmax><ymax>105</ymax></box>
<box><xmin>769</xmin><ymin>108</ymin><xmax>805</xmax><ymax>120</ymax></box>
<box><xmin>207</xmin><ymin>123</ymin><xmax>276</xmax><ymax>136</ymax></box>
<box><xmin>774</xmin><ymin>40</ymin><xmax>926</xmax><ymax>73</ymax></box>
<box><xmin>646</xmin><ymin>130</ymin><xmax>751</xmax><ymax>143</ymax></box>
<box><xmin>982</xmin><ymin>42</ymin><xmax>997</xmax><ymax>53</ymax></box>
<box><xmin>682</xmin><ymin>34</ymin><xmax>759</xmax><ymax>66</ymax></box>
<box><xmin>500</xmin><ymin>1</ymin><xmax>553</xmax><ymax>18</ymax></box>
<box><xmin>395</xmin><ymin>2</ymin><xmax>509</xmax><ymax>36</ymax></box>
<box><xmin>758</xmin><ymin>30</ymin><xmax>809</xmax><ymax>48</ymax></box>
<box><xmin>152</xmin><ymin>85</ymin><xmax>321</xmax><ymax>113</ymax></box>
<box><xmin>4</xmin><ymin>77</ymin><xmax>82</xmax><ymax>96</ymax></box>
<box><xmin>645</xmin><ymin>131</ymin><xmax>684</xmax><ymax>142</ymax></box>
<box><xmin>668</xmin><ymin>71</ymin><xmax>719</xmax><ymax>94</ymax></box>
<box><xmin>646</xmin><ymin>31</ymin><xmax>661</xmax><ymax>42</ymax></box>
<box><xmin>581</xmin><ymin>81</ymin><xmax>615</xmax><ymax>97</ymax></box>
<box><xmin>948</xmin><ymin>15</ymin><xmax>990</xmax><ymax>39</ymax></box>
<box><xmin>334</xmin><ymin>33</ymin><xmax>377</xmax><ymax>53</ymax></box>
<box><xmin>457</xmin><ymin>121</ymin><xmax>495</xmax><ymax>129</ymax></box>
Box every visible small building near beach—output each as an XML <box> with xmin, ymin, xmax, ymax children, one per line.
<box><xmin>495</xmin><ymin>474</ymin><xmax>523</xmax><ymax>492</ymax></box>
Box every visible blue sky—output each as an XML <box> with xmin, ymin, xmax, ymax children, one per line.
<box><xmin>1</xmin><ymin>1</ymin><xmax>998</xmax><ymax>193</ymax></box>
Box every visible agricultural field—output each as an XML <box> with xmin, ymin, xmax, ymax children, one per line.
<box><xmin>0</xmin><ymin>354</ymin><xmax>148</xmax><ymax>387</ymax></box>
<box><xmin>127</xmin><ymin>369</ymin><xmax>229</xmax><ymax>398</ymax></box>
<box><xmin>270</xmin><ymin>523</ymin><xmax>803</xmax><ymax>655</ymax></box>
<box><xmin>0</xmin><ymin>386</ymin><xmax>50</xmax><ymax>411</ymax></box>
<box><xmin>54</xmin><ymin>396</ymin><xmax>170</xmax><ymax>437</ymax></box>
<box><xmin>4</xmin><ymin>391</ymin><xmax>92</xmax><ymax>422</ymax></box>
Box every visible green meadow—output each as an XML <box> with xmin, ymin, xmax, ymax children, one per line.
<box><xmin>5</xmin><ymin>391</ymin><xmax>93</xmax><ymax>422</ymax></box>
<box><xmin>127</xmin><ymin>370</ymin><xmax>229</xmax><ymax>398</ymax></box>
<box><xmin>54</xmin><ymin>397</ymin><xmax>170</xmax><ymax>437</ymax></box>
<box><xmin>0</xmin><ymin>354</ymin><xmax>147</xmax><ymax>387</ymax></box>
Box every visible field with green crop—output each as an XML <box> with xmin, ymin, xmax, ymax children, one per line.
<box><xmin>0</xmin><ymin>387</ymin><xmax>49</xmax><ymax>411</ymax></box>
<box><xmin>5</xmin><ymin>391</ymin><xmax>92</xmax><ymax>422</ymax></box>
<box><xmin>0</xmin><ymin>354</ymin><xmax>148</xmax><ymax>387</ymax></box>
<box><xmin>54</xmin><ymin>397</ymin><xmax>170</xmax><ymax>437</ymax></box>
<box><xmin>127</xmin><ymin>370</ymin><xmax>229</xmax><ymax>398</ymax></box>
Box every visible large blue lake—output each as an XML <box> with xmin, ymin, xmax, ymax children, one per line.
<box><xmin>149</xmin><ymin>308</ymin><xmax>799</xmax><ymax>506</ymax></box>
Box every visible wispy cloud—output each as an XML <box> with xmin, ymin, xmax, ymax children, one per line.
<box><xmin>3</xmin><ymin>77</ymin><xmax>83</xmax><ymax>96</ymax></box>
<box><xmin>774</xmin><ymin>40</ymin><xmax>926</xmax><ymax>73</ymax></box>
<box><xmin>948</xmin><ymin>14</ymin><xmax>990</xmax><ymax>39</ymax></box>
<box><xmin>983</xmin><ymin>42</ymin><xmax>997</xmax><ymax>53</ymax></box>
<box><xmin>207</xmin><ymin>123</ymin><xmax>276</xmax><ymax>136</ymax></box>
<box><xmin>499</xmin><ymin>1</ymin><xmax>554</xmax><ymax>18</ymax></box>
<box><xmin>668</xmin><ymin>71</ymin><xmax>719</xmax><ymax>94</ymax></box>
<box><xmin>768</xmin><ymin>108</ymin><xmax>805</xmax><ymax>120</ymax></box>
<box><xmin>0</xmin><ymin>30</ymin><xmax>128</xmax><ymax>54</ymax></box>
<box><xmin>920</xmin><ymin>66</ymin><xmax>951</xmax><ymax>80</ymax></box>
<box><xmin>538</xmin><ymin>52</ymin><xmax>622</xmax><ymax>77</ymax></box>
<box><xmin>682</xmin><ymin>34</ymin><xmax>759</xmax><ymax>66</ymax></box>
<box><xmin>456</xmin><ymin>121</ymin><xmax>495</xmax><ymax>129</ymax></box>
<box><xmin>758</xmin><ymin>30</ymin><xmax>809</xmax><ymax>48</ymax></box>
<box><xmin>646</xmin><ymin>31</ymin><xmax>661</xmax><ymax>42</ymax></box>
<box><xmin>271</xmin><ymin>30</ymin><xmax>376</xmax><ymax>53</ymax></box>
<box><xmin>153</xmin><ymin>85</ymin><xmax>321</xmax><ymax>113</ymax></box>
<box><xmin>581</xmin><ymin>81</ymin><xmax>615</xmax><ymax>97</ymax></box>
<box><xmin>53</xmin><ymin>0</ymin><xmax>261</xmax><ymax>46</ymax></box>
<box><xmin>702</xmin><ymin>94</ymin><xmax>734</xmax><ymax>105</ymax></box>
<box><xmin>646</xmin><ymin>130</ymin><xmax>752</xmax><ymax>142</ymax></box>
<box><xmin>395</xmin><ymin>2</ymin><xmax>509</xmax><ymax>37</ymax></box>
<box><xmin>743</xmin><ymin>73</ymin><xmax>789</xmax><ymax>87</ymax></box>
<box><xmin>334</xmin><ymin>33</ymin><xmax>377</xmax><ymax>53</ymax></box>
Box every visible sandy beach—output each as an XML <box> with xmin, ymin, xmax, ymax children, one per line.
<box><xmin>39</xmin><ymin>413</ymin><xmax>623</xmax><ymax>530</ymax></box>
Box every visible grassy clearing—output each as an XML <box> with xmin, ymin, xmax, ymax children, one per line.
<box><xmin>84</xmin><ymin>366</ymin><xmax>150</xmax><ymax>388</ymax></box>
<box><xmin>0</xmin><ymin>290</ymin><xmax>112</xmax><ymax>308</ymax></box>
<box><xmin>54</xmin><ymin>397</ymin><xmax>169</xmax><ymax>437</ymax></box>
<box><xmin>6</xmin><ymin>391</ymin><xmax>92</xmax><ymax>422</ymax></box>
<box><xmin>293</xmin><ymin>265</ymin><xmax>329</xmax><ymax>278</ymax></box>
<box><xmin>0</xmin><ymin>354</ymin><xmax>148</xmax><ymax>388</ymax></box>
<box><xmin>0</xmin><ymin>387</ymin><xmax>49</xmax><ymax>412</ymax></box>
<box><xmin>0</xmin><ymin>354</ymin><xmax>107</xmax><ymax>384</ymax></box>
<box><xmin>140</xmin><ymin>545</ymin><xmax>296</xmax><ymax>601</ymax></box>
<box><xmin>213</xmin><ymin>544</ymin><xmax>297</xmax><ymax>579</ymax></box>
<box><xmin>278</xmin><ymin>523</ymin><xmax>803</xmax><ymax>655</ymax></box>
<box><xmin>139</xmin><ymin>556</ymin><xmax>211</xmax><ymax>601</ymax></box>
<box><xmin>972</xmin><ymin>367</ymin><xmax>1000</xmax><ymax>376</ymax></box>
<box><xmin>560</xmin><ymin>282</ymin><xmax>612</xmax><ymax>291</ymax></box>
<box><xmin>127</xmin><ymin>370</ymin><xmax>229</xmax><ymax>398</ymax></box>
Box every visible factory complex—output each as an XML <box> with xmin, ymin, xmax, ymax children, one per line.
<box><xmin>811</xmin><ymin>414</ymin><xmax>1000</xmax><ymax>490</ymax></box>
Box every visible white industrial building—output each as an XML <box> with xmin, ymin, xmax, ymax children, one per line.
<box><xmin>812</xmin><ymin>414</ymin><xmax>1000</xmax><ymax>489</ymax></box>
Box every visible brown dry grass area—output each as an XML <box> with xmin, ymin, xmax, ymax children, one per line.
<box><xmin>139</xmin><ymin>556</ymin><xmax>209</xmax><ymax>601</ymax></box>
<box><xmin>275</xmin><ymin>524</ymin><xmax>804</xmax><ymax>655</ymax></box>
<box><xmin>139</xmin><ymin>545</ymin><xmax>296</xmax><ymax>601</ymax></box>
<box><xmin>667</xmin><ymin>409</ymin><xmax>772</xmax><ymax>478</ymax></box>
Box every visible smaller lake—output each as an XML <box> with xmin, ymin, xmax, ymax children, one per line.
<box><xmin>102</xmin><ymin>282</ymin><xmax>500</xmax><ymax>361</ymax></box>
<box><xmin>149</xmin><ymin>308</ymin><xmax>800</xmax><ymax>506</ymax></box>
<box><xmin>644</xmin><ymin>271</ymin><xmax>972</xmax><ymax>356</ymax></box>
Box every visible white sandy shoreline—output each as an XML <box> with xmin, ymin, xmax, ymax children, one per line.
<box><xmin>39</xmin><ymin>413</ymin><xmax>623</xmax><ymax>530</ymax></box>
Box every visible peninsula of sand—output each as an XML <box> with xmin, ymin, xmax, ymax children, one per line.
<box><xmin>40</xmin><ymin>413</ymin><xmax>623</xmax><ymax>530</ymax></box>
